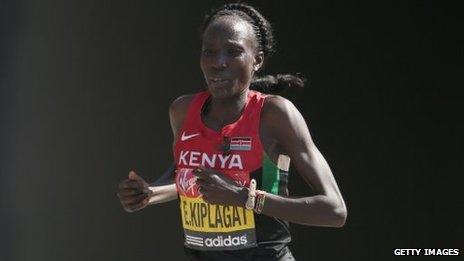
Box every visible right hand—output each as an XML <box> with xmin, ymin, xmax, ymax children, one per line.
<box><xmin>117</xmin><ymin>170</ymin><xmax>152</xmax><ymax>213</ymax></box>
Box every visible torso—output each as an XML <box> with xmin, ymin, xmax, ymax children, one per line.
<box><xmin>173</xmin><ymin>89</ymin><xmax>292</xmax><ymax>255</ymax></box>
<box><xmin>178</xmin><ymin>89</ymin><xmax>290</xmax><ymax>171</ymax></box>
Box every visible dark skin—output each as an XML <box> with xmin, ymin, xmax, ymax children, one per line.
<box><xmin>117</xmin><ymin>15</ymin><xmax>347</xmax><ymax>227</ymax></box>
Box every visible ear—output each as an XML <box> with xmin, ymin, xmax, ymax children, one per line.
<box><xmin>253</xmin><ymin>51</ymin><xmax>264</xmax><ymax>72</ymax></box>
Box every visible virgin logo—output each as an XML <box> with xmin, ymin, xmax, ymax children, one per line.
<box><xmin>177</xmin><ymin>168</ymin><xmax>198</xmax><ymax>197</ymax></box>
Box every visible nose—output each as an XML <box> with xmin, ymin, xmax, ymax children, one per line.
<box><xmin>211</xmin><ymin>52</ymin><xmax>228</xmax><ymax>70</ymax></box>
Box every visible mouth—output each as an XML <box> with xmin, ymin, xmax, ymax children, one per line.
<box><xmin>207</xmin><ymin>77</ymin><xmax>233</xmax><ymax>89</ymax></box>
<box><xmin>209</xmin><ymin>77</ymin><xmax>231</xmax><ymax>84</ymax></box>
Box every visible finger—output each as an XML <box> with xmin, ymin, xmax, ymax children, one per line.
<box><xmin>125</xmin><ymin>197</ymin><xmax>149</xmax><ymax>212</ymax></box>
<box><xmin>119</xmin><ymin>179</ymin><xmax>136</xmax><ymax>189</ymax></box>
<box><xmin>123</xmin><ymin>195</ymin><xmax>148</xmax><ymax>211</ymax></box>
<box><xmin>196</xmin><ymin>166</ymin><xmax>215</xmax><ymax>175</ymax></box>
<box><xmin>128</xmin><ymin>170</ymin><xmax>146</xmax><ymax>183</ymax></box>
<box><xmin>201</xmin><ymin>193</ymin><xmax>209</xmax><ymax>203</ymax></box>
<box><xmin>197</xmin><ymin>180</ymin><xmax>216</xmax><ymax>190</ymax></box>
<box><xmin>195</xmin><ymin>178</ymin><xmax>207</xmax><ymax>187</ymax></box>
<box><xmin>119</xmin><ymin>180</ymin><xmax>143</xmax><ymax>190</ymax></box>
<box><xmin>198</xmin><ymin>184</ymin><xmax>208</xmax><ymax>193</ymax></box>
<box><xmin>194</xmin><ymin>177</ymin><xmax>209</xmax><ymax>186</ymax></box>
<box><xmin>198</xmin><ymin>185</ymin><xmax>209</xmax><ymax>197</ymax></box>
<box><xmin>199</xmin><ymin>183</ymin><xmax>216</xmax><ymax>194</ymax></box>
<box><xmin>193</xmin><ymin>167</ymin><xmax>213</xmax><ymax>181</ymax></box>
<box><xmin>195</xmin><ymin>167</ymin><xmax>225</xmax><ymax>181</ymax></box>
<box><xmin>196</xmin><ymin>181</ymin><xmax>216</xmax><ymax>194</ymax></box>
<box><xmin>196</xmin><ymin>165</ymin><xmax>207</xmax><ymax>172</ymax></box>
<box><xmin>121</xmin><ymin>193</ymin><xmax>148</xmax><ymax>205</ymax></box>
<box><xmin>117</xmin><ymin>188</ymin><xmax>144</xmax><ymax>198</ymax></box>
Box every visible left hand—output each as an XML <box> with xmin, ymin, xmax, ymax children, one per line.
<box><xmin>193</xmin><ymin>166</ymin><xmax>248</xmax><ymax>207</ymax></box>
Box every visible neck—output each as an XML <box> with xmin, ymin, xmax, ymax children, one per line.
<box><xmin>205</xmin><ymin>88</ymin><xmax>249</xmax><ymax>128</ymax></box>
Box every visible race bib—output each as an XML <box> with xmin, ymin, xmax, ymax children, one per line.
<box><xmin>176</xmin><ymin>168</ymin><xmax>257</xmax><ymax>250</ymax></box>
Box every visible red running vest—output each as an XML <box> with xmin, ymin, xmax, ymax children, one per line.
<box><xmin>174</xmin><ymin>90</ymin><xmax>266</xmax><ymax>251</ymax></box>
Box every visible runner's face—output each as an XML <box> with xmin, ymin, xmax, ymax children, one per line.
<box><xmin>201</xmin><ymin>16</ymin><xmax>261</xmax><ymax>99</ymax></box>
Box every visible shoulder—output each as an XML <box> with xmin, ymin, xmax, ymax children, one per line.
<box><xmin>169</xmin><ymin>94</ymin><xmax>197</xmax><ymax>134</ymax></box>
<box><xmin>261</xmin><ymin>94</ymin><xmax>299</xmax><ymax>123</ymax></box>
<box><xmin>261</xmin><ymin>95</ymin><xmax>312</xmax><ymax>149</ymax></box>
<box><xmin>169</xmin><ymin>94</ymin><xmax>196</xmax><ymax>117</ymax></box>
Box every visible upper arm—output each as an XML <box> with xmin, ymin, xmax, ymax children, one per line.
<box><xmin>169</xmin><ymin>94</ymin><xmax>195</xmax><ymax>145</ymax></box>
<box><xmin>262</xmin><ymin>96</ymin><xmax>346</xmax><ymax>208</ymax></box>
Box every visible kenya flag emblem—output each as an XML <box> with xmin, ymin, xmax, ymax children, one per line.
<box><xmin>230</xmin><ymin>137</ymin><xmax>252</xmax><ymax>151</ymax></box>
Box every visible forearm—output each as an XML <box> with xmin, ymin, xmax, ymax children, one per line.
<box><xmin>259</xmin><ymin>193</ymin><xmax>347</xmax><ymax>227</ymax></box>
<box><xmin>147</xmin><ymin>183</ymin><xmax>178</xmax><ymax>205</ymax></box>
<box><xmin>146</xmin><ymin>163</ymin><xmax>178</xmax><ymax>205</ymax></box>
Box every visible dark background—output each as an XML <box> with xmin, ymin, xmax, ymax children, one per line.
<box><xmin>1</xmin><ymin>0</ymin><xmax>462</xmax><ymax>260</ymax></box>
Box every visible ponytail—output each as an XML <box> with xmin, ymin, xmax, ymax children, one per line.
<box><xmin>250</xmin><ymin>73</ymin><xmax>307</xmax><ymax>94</ymax></box>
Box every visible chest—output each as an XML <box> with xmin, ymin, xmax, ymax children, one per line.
<box><xmin>174</xmin><ymin>127</ymin><xmax>262</xmax><ymax>172</ymax></box>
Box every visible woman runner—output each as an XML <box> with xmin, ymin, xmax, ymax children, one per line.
<box><xmin>117</xmin><ymin>3</ymin><xmax>347</xmax><ymax>260</ymax></box>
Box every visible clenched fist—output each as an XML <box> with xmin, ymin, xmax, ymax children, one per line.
<box><xmin>117</xmin><ymin>170</ymin><xmax>152</xmax><ymax>212</ymax></box>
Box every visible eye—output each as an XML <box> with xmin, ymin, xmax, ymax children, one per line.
<box><xmin>202</xmin><ymin>48</ymin><xmax>215</xmax><ymax>56</ymax></box>
<box><xmin>227</xmin><ymin>48</ymin><xmax>243</xmax><ymax>57</ymax></box>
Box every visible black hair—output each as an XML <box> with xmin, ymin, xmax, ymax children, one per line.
<box><xmin>202</xmin><ymin>3</ymin><xmax>306</xmax><ymax>94</ymax></box>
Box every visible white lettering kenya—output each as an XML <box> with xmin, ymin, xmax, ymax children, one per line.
<box><xmin>178</xmin><ymin>150</ymin><xmax>243</xmax><ymax>170</ymax></box>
